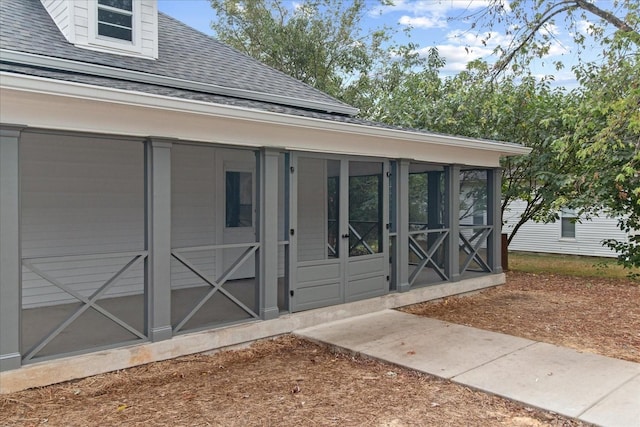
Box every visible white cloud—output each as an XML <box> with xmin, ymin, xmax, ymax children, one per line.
<box><xmin>546</xmin><ymin>40</ymin><xmax>570</xmax><ymax>56</ymax></box>
<box><xmin>411</xmin><ymin>28</ymin><xmax>516</xmax><ymax>72</ymax></box>
<box><xmin>540</xmin><ymin>22</ymin><xmax>560</xmax><ymax>37</ymax></box>
<box><xmin>372</xmin><ymin>0</ymin><xmax>498</xmax><ymax>29</ymax></box>
<box><xmin>398</xmin><ymin>15</ymin><xmax>447</xmax><ymax>29</ymax></box>
<box><xmin>446</xmin><ymin>29</ymin><xmax>512</xmax><ymax>49</ymax></box>
<box><xmin>415</xmin><ymin>44</ymin><xmax>494</xmax><ymax>72</ymax></box>
<box><xmin>380</xmin><ymin>0</ymin><xmax>493</xmax><ymax>15</ymax></box>
<box><xmin>432</xmin><ymin>27</ymin><xmax>569</xmax><ymax>71</ymax></box>
<box><xmin>576</xmin><ymin>19</ymin><xmax>597</xmax><ymax>36</ymax></box>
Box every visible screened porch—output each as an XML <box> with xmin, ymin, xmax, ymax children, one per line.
<box><xmin>1</xmin><ymin>127</ymin><xmax>502</xmax><ymax>369</ymax></box>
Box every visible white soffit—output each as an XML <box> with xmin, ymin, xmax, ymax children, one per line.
<box><xmin>0</xmin><ymin>72</ymin><xmax>531</xmax><ymax>165</ymax></box>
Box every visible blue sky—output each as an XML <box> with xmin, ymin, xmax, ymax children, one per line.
<box><xmin>158</xmin><ymin>0</ymin><xmax>593</xmax><ymax>87</ymax></box>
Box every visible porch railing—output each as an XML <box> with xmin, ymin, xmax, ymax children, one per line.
<box><xmin>170</xmin><ymin>242</ymin><xmax>261</xmax><ymax>333</ymax></box>
<box><xmin>21</xmin><ymin>250</ymin><xmax>148</xmax><ymax>362</ymax></box>
<box><xmin>408</xmin><ymin>228</ymin><xmax>449</xmax><ymax>285</ymax></box>
<box><xmin>459</xmin><ymin>225</ymin><xmax>493</xmax><ymax>274</ymax></box>
<box><xmin>326</xmin><ymin>220</ymin><xmax>381</xmax><ymax>257</ymax></box>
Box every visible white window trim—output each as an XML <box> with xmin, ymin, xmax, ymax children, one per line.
<box><xmin>559</xmin><ymin>208</ymin><xmax>578</xmax><ymax>241</ymax></box>
<box><xmin>87</xmin><ymin>0</ymin><xmax>143</xmax><ymax>55</ymax></box>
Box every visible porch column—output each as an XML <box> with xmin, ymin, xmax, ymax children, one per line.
<box><xmin>445</xmin><ymin>165</ymin><xmax>461</xmax><ymax>282</ymax></box>
<box><xmin>145</xmin><ymin>138</ymin><xmax>173</xmax><ymax>342</ymax></box>
<box><xmin>394</xmin><ymin>159</ymin><xmax>410</xmax><ymax>292</ymax></box>
<box><xmin>256</xmin><ymin>148</ymin><xmax>279</xmax><ymax>320</ymax></box>
<box><xmin>487</xmin><ymin>167</ymin><xmax>503</xmax><ymax>274</ymax></box>
<box><xmin>0</xmin><ymin>126</ymin><xmax>23</xmax><ymax>371</ymax></box>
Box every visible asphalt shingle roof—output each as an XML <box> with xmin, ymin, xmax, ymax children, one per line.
<box><xmin>0</xmin><ymin>0</ymin><xmax>526</xmax><ymax>152</ymax></box>
<box><xmin>1</xmin><ymin>61</ymin><xmax>412</xmax><ymax>131</ymax></box>
<box><xmin>0</xmin><ymin>0</ymin><xmax>352</xmax><ymax>114</ymax></box>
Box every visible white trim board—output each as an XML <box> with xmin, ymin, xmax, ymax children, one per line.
<box><xmin>1</xmin><ymin>73</ymin><xmax>530</xmax><ymax>167</ymax></box>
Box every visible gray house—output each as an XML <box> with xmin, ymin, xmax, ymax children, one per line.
<box><xmin>0</xmin><ymin>0</ymin><xmax>529</xmax><ymax>392</ymax></box>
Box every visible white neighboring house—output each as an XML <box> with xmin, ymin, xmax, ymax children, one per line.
<box><xmin>503</xmin><ymin>200</ymin><xmax>630</xmax><ymax>258</ymax></box>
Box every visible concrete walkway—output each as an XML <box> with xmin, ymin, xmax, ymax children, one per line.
<box><xmin>295</xmin><ymin>310</ymin><xmax>640</xmax><ymax>427</ymax></box>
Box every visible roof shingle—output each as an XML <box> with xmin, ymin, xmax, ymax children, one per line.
<box><xmin>0</xmin><ymin>0</ymin><xmax>352</xmax><ymax>114</ymax></box>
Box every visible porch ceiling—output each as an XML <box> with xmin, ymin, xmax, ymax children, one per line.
<box><xmin>1</xmin><ymin>72</ymin><xmax>531</xmax><ymax>167</ymax></box>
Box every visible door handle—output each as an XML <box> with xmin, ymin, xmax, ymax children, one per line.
<box><xmin>342</xmin><ymin>233</ymin><xmax>351</xmax><ymax>238</ymax></box>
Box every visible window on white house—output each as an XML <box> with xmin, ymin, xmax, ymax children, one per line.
<box><xmin>97</xmin><ymin>0</ymin><xmax>133</xmax><ymax>42</ymax></box>
<box><xmin>561</xmin><ymin>208</ymin><xmax>577</xmax><ymax>239</ymax></box>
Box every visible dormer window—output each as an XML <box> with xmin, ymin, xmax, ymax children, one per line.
<box><xmin>40</xmin><ymin>0</ymin><xmax>158</xmax><ymax>59</ymax></box>
<box><xmin>97</xmin><ymin>0</ymin><xmax>133</xmax><ymax>42</ymax></box>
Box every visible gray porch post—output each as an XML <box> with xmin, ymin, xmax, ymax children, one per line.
<box><xmin>445</xmin><ymin>165</ymin><xmax>461</xmax><ymax>282</ymax></box>
<box><xmin>256</xmin><ymin>148</ymin><xmax>279</xmax><ymax>320</ymax></box>
<box><xmin>394</xmin><ymin>159</ymin><xmax>410</xmax><ymax>292</ymax></box>
<box><xmin>487</xmin><ymin>167</ymin><xmax>503</xmax><ymax>274</ymax></box>
<box><xmin>145</xmin><ymin>138</ymin><xmax>173</xmax><ymax>342</ymax></box>
<box><xmin>0</xmin><ymin>126</ymin><xmax>23</xmax><ymax>371</ymax></box>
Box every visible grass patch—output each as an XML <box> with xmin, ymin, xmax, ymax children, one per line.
<box><xmin>507</xmin><ymin>251</ymin><xmax>636</xmax><ymax>279</ymax></box>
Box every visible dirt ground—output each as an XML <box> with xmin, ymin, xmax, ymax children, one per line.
<box><xmin>401</xmin><ymin>271</ymin><xmax>640</xmax><ymax>363</ymax></box>
<box><xmin>3</xmin><ymin>271</ymin><xmax>637</xmax><ymax>426</ymax></box>
<box><xmin>1</xmin><ymin>336</ymin><xmax>583</xmax><ymax>427</ymax></box>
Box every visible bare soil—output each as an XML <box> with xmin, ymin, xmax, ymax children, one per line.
<box><xmin>4</xmin><ymin>271</ymin><xmax>637</xmax><ymax>426</ymax></box>
<box><xmin>401</xmin><ymin>271</ymin><xmax>640</xmax><ymax>363</ymax></box>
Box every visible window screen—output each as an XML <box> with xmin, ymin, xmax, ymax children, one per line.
<box><xmin>226</xmin><ymin>171</ymin><xmax>253</xmax><ymax>227</ymax></box>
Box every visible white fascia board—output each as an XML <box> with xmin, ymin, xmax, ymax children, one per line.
<box><xmin>0</xmin><ymin>72</ymin><xmax>531</xmax><ymax>164</ymax></box>
<box><xmin>0</xmin><ymin>49</ymin><xmax>357</xmax><ymax>115</ymax></box>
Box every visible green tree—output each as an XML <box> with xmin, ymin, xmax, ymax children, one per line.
<box><xmin>208</xmin><ymin>0</ymin><xmax>639</xmax><ymax>268</ymax></box>
<box><xmin>209</xmin><ymin>0</ymin><xmax>401</xmax><ymax>101</ymax></box>
<box><xmin>463</xmin><ymin>0</ymin><xmax>639</xmax><ymax>268</ymax></box>
<box><xmin>465</xmin><ymin>0</ymin><xmax>639</xmax><ymax>75</ymax></box>
<box><xmin>558</xmin><ymin>54</ymin><xmax>640</xmax><ymax>270</ymax></box>
<box><xmin>371</xmin><ymin>60</ymin><xmax>576</xmax><ymax>245</ymax></box>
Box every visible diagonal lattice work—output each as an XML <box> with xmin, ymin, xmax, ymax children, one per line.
<box><xmin>408</xmin><ymin>229</ymin><xmax>449</xmax><ymax>285</ymax></box>
<box><xmin>170</xmin><ymin>242</ymin><xmax>261</xmax><ymax>333</ymax></box>
<box><xmin>21</xmin><ymin>251</ymin><xmax>148</xmax><ymax>361</ymax></box>
<box><xmin>459</xmin><ymin>225</ymin><xmax>493</xmax><ymax>274</ymax></box>
<box><xmin>348</xmin><ymin>222</ymin><xmax>378</xmax><ymax>256</ymax></box>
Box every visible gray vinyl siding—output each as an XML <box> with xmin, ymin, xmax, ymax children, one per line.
<box><xmin>171</xmin><ymin>145</ymin><xmax>257</xmax><ymax>285</ymax></box>
<box><xmin>297</xmin><ymin>158</ymin><xmax>328</xmax><ymax>262</ymax></box>
<box><xmin>20</xmin><ymin>132</ymin><xmax>145</xmax><ymax>308</ymax></box>
<box><xmin>504</xmin><ymin>200</ymin><xmax>629</xmax><ymax>258</ymax></box>
<box><xmin>170</xmin><ymin>144</ymin><xmax>217</xmax><ymax>289</ymax></box>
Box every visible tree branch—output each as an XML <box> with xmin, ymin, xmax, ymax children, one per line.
<box><xmin>574</xmin><ymin>0</ymin><xmax>635</xmax><ymax>33</ymax></box>
<box><xmin>494</xmin><ymin>3</ymin><xmax>575</xmax><ymax>75</ymax></box>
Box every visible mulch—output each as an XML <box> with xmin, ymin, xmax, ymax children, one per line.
<box><xmin>3</xmin><ymin>270</ymin><xmax>634</xmax><ymax>426</ymax></box>
<box><xmin>401</xmin><ymin>271</ymin><xmax>640</xmax><ymax>363</ymax></box>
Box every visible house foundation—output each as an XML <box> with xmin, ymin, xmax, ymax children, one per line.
<box><xmin>1</xmin><ymin>272</ymin><xmax>504</xmax><ymax>394</ymax></box>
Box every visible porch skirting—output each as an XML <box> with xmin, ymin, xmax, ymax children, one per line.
<box><xmin>1</xmin><ymin>273</ymin><xmax>504</xmax><ymax>394</ymax></box>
